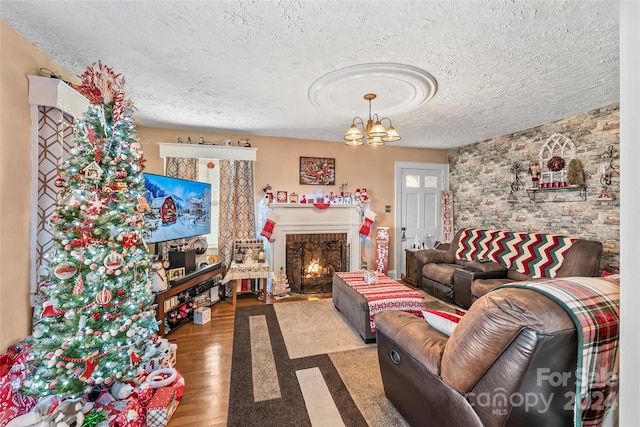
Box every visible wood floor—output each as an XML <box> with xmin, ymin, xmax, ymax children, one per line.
<box><xmin>167</xmin><ymin>292</ymin><xmax>331</xmax><ymax>427</ymax></box>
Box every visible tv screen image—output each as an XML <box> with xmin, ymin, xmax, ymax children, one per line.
<box><xmin>143</xmin><ymin>173</ymin><xmax>212</xmax><ymax>243</ymax></box>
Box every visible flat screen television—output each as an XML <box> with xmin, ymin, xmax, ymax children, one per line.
<box><xmin>142</xmin><ymin>173</ymin><xmax>212</xmax><ymax>243</ymax></box>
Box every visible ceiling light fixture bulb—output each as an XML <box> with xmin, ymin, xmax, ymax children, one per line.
<box><xmin>368</xmin><ymin>136</ymin><xmax>385</xmax><ymax>146</ymax></box>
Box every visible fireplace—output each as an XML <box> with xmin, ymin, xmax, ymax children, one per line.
<box><xmin>268</xmin><ymin>205</ymin><xmax>361</xmax><ymax>293</ymax></box>
<box><xmin>285</xmin><ymin>233</ymin><xmax>349</xmax><ymax>293</ymax></box>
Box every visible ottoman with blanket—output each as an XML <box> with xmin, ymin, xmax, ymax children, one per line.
<box><xmin>415</xmin><ymin>228</ymin><xmax>603</xmax><ymax>308</ymax></box>
<box><xmin>332</xmin><ymin>272</ymin><xmax>425</xmax><ymax>343</ymax></box>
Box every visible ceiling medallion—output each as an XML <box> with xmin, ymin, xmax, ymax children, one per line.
<box><xmin>308</xmin><ymin>63</ymin><xmax>438</xmax><ymax>117</ymax></box>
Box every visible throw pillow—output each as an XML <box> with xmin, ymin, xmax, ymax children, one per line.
<box><xmin>422</xmin><ymin>309</ymin><xmax>464</xmax><ymax>336</ymax></box>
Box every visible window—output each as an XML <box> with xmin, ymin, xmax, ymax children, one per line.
<box><xmin>198</xmin><ymin>159</ymin><xmax>220</xmax><ymax>251</ymax></box>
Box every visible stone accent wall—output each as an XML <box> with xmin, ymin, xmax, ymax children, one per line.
<box><xmin>449</xmin><ymin>104</ymin><xmax>620</xmax><ymax>272</ymax></box>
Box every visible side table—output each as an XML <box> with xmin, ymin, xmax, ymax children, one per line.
<box><xmin>222</xmin><ymin>262</ymin><xmax>270</xmax><ymax>306</ymax></box>
<box><xmin>403</xmin><ymin>249</ymin><xmax>420</xmax><ymax>288</ymax></box>
<box><xmin>453</xmin><ymin>267</ymin><xmax>508</xmax><ymax>309</ymax></box>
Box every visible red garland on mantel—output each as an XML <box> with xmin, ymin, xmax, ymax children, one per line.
<box><xmin>313</xmin><ymin>203</ymin><xmax>330</xmax><ymax>210</ymax></box>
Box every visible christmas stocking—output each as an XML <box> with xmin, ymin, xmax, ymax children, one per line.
<box><xmin>359</xmin><ymin>210</ymin><xmax>376</xmax><ymax>240</ymax></box>
<box><xmin>260</xmin><ymin>210</ymin><xmax>280</xmax><ymax>243</ymax></box>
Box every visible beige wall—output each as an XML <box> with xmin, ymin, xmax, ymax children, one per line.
<box><xmin>0</xmin><ymin>21</ymin><xmax>80</xmax><ymax>350</ymax></box>
<box><xmin>137</xmin><ymin>127</ymin><xmax>448</xmax><ymax>269</ymax></box>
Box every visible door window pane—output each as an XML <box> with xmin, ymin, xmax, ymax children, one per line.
<box><xmin>424</xmin><ymin>176</ymin><xmax>438</xmax><ymax>188</ymax></box>
<box><xmin>405</xmin><ymin>175</ymin><xmax>420</xmax><ymax>188</ymax></box>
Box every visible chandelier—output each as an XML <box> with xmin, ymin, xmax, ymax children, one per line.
<box><xmin>344</xmin><ymin>93</ymin><xmax>401</xmax><ymax>146</ymax></box>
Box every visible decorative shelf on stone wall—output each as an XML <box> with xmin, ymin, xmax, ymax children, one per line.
<box><xmin>526</xmin><ymin>186</ymin><xmax>587</xmax><ymax>203</ymax></box>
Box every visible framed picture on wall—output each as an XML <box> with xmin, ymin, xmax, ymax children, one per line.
<box><xmin>299</xmin><ymin>156</ymin><xmax>335</xmax><ymax>185</ymax></box>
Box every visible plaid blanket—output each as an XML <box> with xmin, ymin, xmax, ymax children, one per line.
<box><xmin>455</xmin><ymin>228</ymin><xmax>577</xmax><ymax>278</ymax></box>
<box><xmin>499</xmin><ymin>275</ymin><xmax>619</xmax><ymax>427</ymax></box>
<box><xmin>335</xmin><ymin>272</ymin><xmax>425</xmax><ymax>333</ymax></box>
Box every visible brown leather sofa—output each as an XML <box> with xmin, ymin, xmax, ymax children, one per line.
<box><xmin>415</xmin><ymin>228</ymin><xmax>603</xmax><ymax>308</ymax></box>
<box><xmin>375</xmin><ymin>287</ymin><xmax>578</xmax><ymax>427</ymax></box>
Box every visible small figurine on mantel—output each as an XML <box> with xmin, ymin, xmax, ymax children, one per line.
<box><xmin>529</xmin><ymin>162</ymin><xmax>541</xmax><ymax>188</ymax></box>
<box><xmin>262</xmin><ymin>184</ymin><xmax>273</xmax><ymax>205</ymax></box>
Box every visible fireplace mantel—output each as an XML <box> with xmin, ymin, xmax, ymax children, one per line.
<box><xmin>268</xmin><ymin>205</ymin><xmax>361</xmax><ymax>273</ymax></box>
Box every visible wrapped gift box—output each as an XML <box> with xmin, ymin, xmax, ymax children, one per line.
<box><xmin>92</xmin><ymin>398</ymin><xmax>145</xmax><ymax>427</ymax></box>
<box><xmin>147</xmin><ymin>386</ymin><xmax>180</xmax><ymax>427</ymax></box>
<box><xmin>146</xmin><ymin>372</ymin><xmax>184</xmax><ymax>427</ymax></box>
<box><xmin>194</xmin><ymin>306</ymin><xmax>211</xmax><ymax>324</ymax></box>
<box><xmin>0</xmin><ymin>346</ymin><xmax>38</xmax><ymax>427</ymax></box>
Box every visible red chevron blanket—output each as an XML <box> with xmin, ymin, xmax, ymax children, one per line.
<box><xmin>500</xmin><ymin>275</ymin><xmax>619</xmax><ymax>427</ymax></box>
<box><xmin>335</xmin><ymin>272</ymin><xmax>425</xmax><ymax>333</ymax></box>
<box><xmin>455</xmin><ymin>228</ymin><xmax>577</xmax><ymax>278</ymax></box>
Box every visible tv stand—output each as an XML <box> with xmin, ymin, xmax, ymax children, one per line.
<box><xmin>154</xmin><ymin>263</ymin><xmax>226</xmax><ymax>335</ymax></box>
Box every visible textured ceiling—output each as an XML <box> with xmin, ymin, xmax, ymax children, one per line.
<box><xmin>1</xmin><ymin>1</ymin><xmax>620</xmax><ymax>148</ymax></box>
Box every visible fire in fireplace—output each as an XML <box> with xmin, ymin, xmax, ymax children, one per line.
<box><xmin>285</xmin><ymin>233</ymin><xmax>349</xmax><ymax>293</ymax></box>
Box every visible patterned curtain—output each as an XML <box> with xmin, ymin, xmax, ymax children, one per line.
<box><xmin>219</xmin><ymin>160</ymin><xmax>256</xmax><ymax>268</ymax></box>
<box><xmin>35</xmin><ymin>107</ymin><xmax>75</xmax><ymax>292</ymax></box>
<box><xmin>165</xmin><ymin>157</ymin><xmax>198</xmax><ymax>181</ymax></box>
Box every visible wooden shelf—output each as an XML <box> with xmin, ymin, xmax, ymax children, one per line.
<box><xmin>525</xmin><ymin>186</ymin><xmax>587</xmax><ymax>203</ymax></box>
<box><xmin>154</xmin><ymin>263</ymin><xmax>225</xmax><ymax>335</ymax></box>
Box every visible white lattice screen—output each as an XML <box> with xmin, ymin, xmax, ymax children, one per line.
<box><xmin>36</xmin><ymin>107</ymin><xmax>75</xmax><ymax>277</ymax></box>
<box><xmin>28</xmin><ymin>75</ymin><xmax>89</xmax><ymax>301</ymax></box>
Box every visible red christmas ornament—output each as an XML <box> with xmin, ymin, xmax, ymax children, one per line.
<box><xmin>117</xmin><ymin>289</ymin><xmax>126</xmax><ymax>297</ymax></box>
<box><xmin>86</xmin><ymin>194</ymin><xmax>108</xmax><ymax>217</ymax></box>
<box><xmin>41</xmin><ymin>300</ymin><xmax>65</xmax><ymax>318</ymax></box>
<box><xmin>95</xmin><ymin>289</ymin><xmax>113</xmax><ymax>305</ymax></box>
<box><xmin>86</xmin><ymin>127</ymin><xmax>97</xmax><ymax>144</ymax></box>
<box><xmin>129</xmin><ymin>349</ymin><xmax>142</xmax><ymax>364</ymax></box>
<box><xmin>79</xmin><ymin>353</ymin><xmax>100</xmax><ymax>381</ymax></box>
<box><xmin>72</xmin><ymin>275</ymin><xmax>84</xmax><ymax>296</ymax></box>
<box><xmin>92</xmin><ymin>312</ymin><xmax>100</xmax><ymax>320</ymax></box>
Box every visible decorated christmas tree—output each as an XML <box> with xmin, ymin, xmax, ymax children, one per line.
<box><xmin>22</xmin><ymin>62</ymin><xmax>160</xmax><ymax>398</ymax></box>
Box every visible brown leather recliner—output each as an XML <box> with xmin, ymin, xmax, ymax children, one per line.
<box><xmin>375</xmin><ymin>287</ymin><xmax>578</xmax><ymax>427</ymax></box>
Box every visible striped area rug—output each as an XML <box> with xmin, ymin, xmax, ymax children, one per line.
<box><xmin>227</xmin><ymin>298</ymin><xmax>411</xmax><ymax>427</ymax></box>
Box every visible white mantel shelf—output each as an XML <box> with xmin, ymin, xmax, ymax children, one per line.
<box><xmin>158</xmin><ymin>142</ymin><xmax>257</xmax><ymax>161</ymax></box>
<box><xmin>268</xmin><ymin>204</ymin><xmax>362</xmax><ymax>273</ymax></box>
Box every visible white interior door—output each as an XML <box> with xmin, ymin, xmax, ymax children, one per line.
<box><xmin>394</xmin><ymin>162</ymin><xmax>449</xmax><ymax>280</ymax></box>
